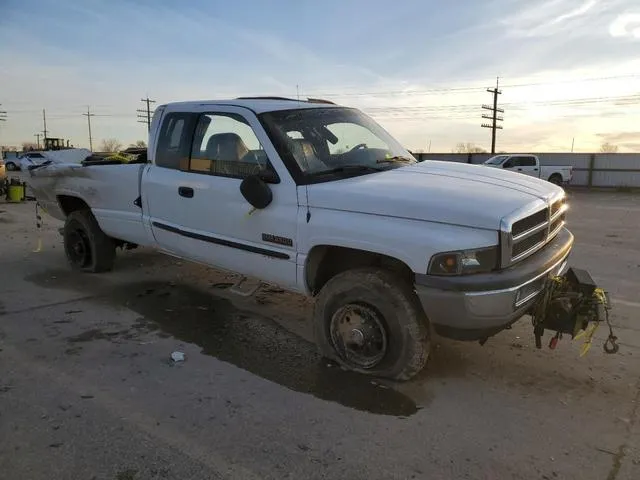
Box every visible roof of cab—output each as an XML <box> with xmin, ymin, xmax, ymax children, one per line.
<box><xmin>162</xmin><ymin>97</ymin><xmax>343</xmax><ymax>114</ymax></box>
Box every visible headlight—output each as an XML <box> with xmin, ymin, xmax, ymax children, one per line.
<box><xmin>428</xmin><ymin>247</ymin><xmax>499</xmax><ymax>276</ymax></box>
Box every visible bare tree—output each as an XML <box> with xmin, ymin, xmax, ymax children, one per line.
<box><xmin>129</xmin><ymin>140</ymin><xmax>147</xmax><ymax>148</ymax></box>
<box><xmin>453</xmin><ymin>142</ymin><xmax>487</xmax><ymax>154</ymax></box>
<box><xmin>100</xmin><ymin>138</ymin><xmax>123</xmax><ymax>152</ymax></box>
<box><xmin>21</xmin><ymin>142</ymin><xmax>39</xmax><ymax>151</ymax></box>
<box><xmin>599</xmin><ymin>142</ymin><xmax>618</xmax><ymax>153</ymax></box>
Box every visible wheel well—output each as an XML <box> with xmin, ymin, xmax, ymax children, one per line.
<box><xmin>306</xmin><ymin>246</ymin><xmax>414</xmax><ymax>294</ymax></box>
<box><xmin>548</xmin><ymin>173</ymin><xmax>562</xmax><ymax>181</ymax></box>
<box><xmin>57</xmin><ymin>195</ymin><xmax>89</xmax><ymax>216</ymax></box>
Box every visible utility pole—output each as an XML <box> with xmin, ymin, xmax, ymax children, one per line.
<box><xmin>42</xmin><ymin>109</ymin><xmax>49</xmax><ymax>142</ymax></box>
<box><xmin>481</xmin><ymin>77</ymin><xmax>504</xmax><ymax>154</ymax></box>
<box><xmin>137</xmin><ymin>97</ymin><xmax>156</xmax><ymax>132</ymax></box>
<box><xmin>571</xmin><ymin>137</ymin><xmax>575</xmax><ymax>153</ymax></box>
<box><xmin>0</xmin><ymin>107</ymin><xmax>6</xmax><ymax>150</ymax></box>
<box><xmin>34</xmin><ymin>133</ymin><xmax>41</xmax><ymax>149</ymax></box>
<box><xmin>82</xmin><ymin>106</ymin><xmax>95</xmax><ymax>151</ymax></box>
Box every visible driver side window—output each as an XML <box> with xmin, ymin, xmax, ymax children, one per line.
<box><xmin>325</xmin><ymin>123</ymin><xmax>387</xmax><ymax>154</ymax></box>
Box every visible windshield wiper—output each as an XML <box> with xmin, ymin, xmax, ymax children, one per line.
<box><xmin>376</xmin><ymin>155</ymin><xmax>415</xmax><ymax>164</ymax></box>
<box><xmin>307</xmin><ymin>164</ymin><xmax>386</xmax><ymax>177</ymax></box>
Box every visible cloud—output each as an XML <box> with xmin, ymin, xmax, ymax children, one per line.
<box><xmin>552</xmin><ymin>0</ymin><xmax>597</xmax><ymax>23</ymax></box>
<box><xmin>609</xmin><ymin>13</ymin><xmax>640</xmax><ymax>38</ymax></box>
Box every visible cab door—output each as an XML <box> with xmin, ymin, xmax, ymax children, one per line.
<box><xmin>143</xmin><ymin>106</ymin><xmax>300</xmax><ymax>291</ymax></box>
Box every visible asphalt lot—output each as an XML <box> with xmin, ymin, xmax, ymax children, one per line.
<box><xmin>1</xmin><ymin>184</ymin><xmax>639</xmax><ymax>480</ymax></box>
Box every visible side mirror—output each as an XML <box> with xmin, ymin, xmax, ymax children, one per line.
<box><xmin>240</xmin><ymin>175</ymin><xmax>273</xmax><ymax>209</ymax></box>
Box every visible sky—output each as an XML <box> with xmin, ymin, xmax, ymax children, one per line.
<box><xmin>0</xmin><ymin>0</ymin><xmax>639</xmax><ymax>153</ymax></box>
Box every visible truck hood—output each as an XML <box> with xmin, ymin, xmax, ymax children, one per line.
<box><xmin>306</xmin><ymin>160</ymin><xmax>563</xmax><ymax>230</ymax></box>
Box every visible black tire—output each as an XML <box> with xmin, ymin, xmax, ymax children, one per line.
<box><xmin>6</xmin><ymin>162</ymin><xmax>18</xmax><ymax>171</ymax></box>
<box><xmin>313</xmin><ymin>267</ymin><xmax>431</xmax><ymax>381</ymax></box>
<box><xmin>548</xmin><ymin>174</ymin><xmax>562</xmax><ymax>185</ymax></box>
<box><xmin>63</xmin><ymin>210</ymin><xmax>115</xmax><ymax>273</ymax></box>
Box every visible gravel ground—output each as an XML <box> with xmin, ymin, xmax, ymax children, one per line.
<box><xmin>0</xmin><ymin>186</ymin><xmax>638</xmax><ymax>480</ymax></box>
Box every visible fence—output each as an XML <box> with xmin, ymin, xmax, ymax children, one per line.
<box><xmin>412</xmin><ymin>153</ymin><xmax>640</xmax><ymax>188</ymax></box>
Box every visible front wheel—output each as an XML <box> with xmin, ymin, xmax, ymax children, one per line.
<box><xmin>63</xmin><ymin>210</ymin><xmax>116</xmax><ymax>273</ymax></box>
<box><xmin>5</xmin><ymin>162</ymin><xmax>19</xmax><ymax>171</ymax></box>
<box><xmin>313</xmin><ymin>267</ymin><xmax>431</xmax><ymax>381</ymax></box>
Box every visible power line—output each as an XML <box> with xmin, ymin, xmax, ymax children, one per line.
<box><xmin>0</xmin><ymin>105</ymin><xmax>7</xmax><ymax>123</ymax></box>
<box><xmin>137</xmin><ymin>97</ymin><xmax>156</xmax><ymax>132</ymax></box>
<box><xmin>481</xmin><ymin>77</ymin><xmax>504</xmax><ymax>154</ymax></box>
<box><xmin>361</xmin><ymin>94</ymin><xmax>640</xmax><ymax>115</ymax></box>
<box><xmin>305</xmin><ymin>73</ymin><xmax>640</xmax><ymax>98</ymax></box>
<box><xmin>82</xmin><ymin>106</ymin><xmax>95</xmax><ymax>151</ymax></box>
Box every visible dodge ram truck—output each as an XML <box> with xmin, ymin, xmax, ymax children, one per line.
<box><xmin>28</xmin><ymin>97</ymin><xmax>575</xmax><ymax>380</ymax></box>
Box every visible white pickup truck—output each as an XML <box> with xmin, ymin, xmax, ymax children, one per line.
<box><xmin>28</xmin><ymin>97</ymin><xmax>574</xmax><ymax>380</ymax></box>
<box><xmin>484</xmin><ymin>154</ymin><xmax>573</xmax><ymax>185</ymax></box>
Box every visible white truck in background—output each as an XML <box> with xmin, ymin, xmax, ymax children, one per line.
<box><xmin>28</xmin><ymin>97</ymin><xmax>582</xmax><ymax>380</ymax></box>
<box><xmin>484</xmin><ymin>154</ymin><xmax>573</xmax><ymax>185</ymax></box>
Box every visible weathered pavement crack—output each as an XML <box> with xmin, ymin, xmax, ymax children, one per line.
<box><xmin>0</xmin><ymin>295</ymin><xmax>99</xmax><ymax>316</ymax></box>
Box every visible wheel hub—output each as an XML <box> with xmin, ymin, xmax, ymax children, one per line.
<box><xmin>66</xmin><ymin>229</ymin><xmax>92</xmax><ymax>268</ymax></box>
<box><xmin>329</xmin><ymin>303</ymin><xmax>388</xmax><ymax>369</ymax></box>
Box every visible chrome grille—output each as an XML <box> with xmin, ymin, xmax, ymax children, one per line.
<box><xmin>513</xmin><ymin>230</ymin><xmax>546</xmax><ymax>257</ymax></box>
<box><xmin>500</xmin><ymin>195</ymin><xmax>567</xmax><ymax>267</ymax></box>
<box><xmin>512</xmin><ymin>210</ymin><xmax>548</xmax><ymax>237</ymax></box>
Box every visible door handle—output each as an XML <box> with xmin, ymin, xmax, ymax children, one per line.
<box><xmin>517</xmin><ymin>168</ymin><xmax>522</xmax><ymax>171</ymax></box>
<box><xmin>178</xmin><ymin>186</ymin><xmax>194</xmax><ymax>198</ymax></box>
<box><xmin>534</xmin><ymin>168</ymin><xmax>539</xmax><ymax>171</ymax></box>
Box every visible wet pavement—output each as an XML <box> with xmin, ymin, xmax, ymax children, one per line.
<box><xmin>1</xmin><ymin>192</ymin><xmax>639</xmax><ymax>479</ymax></box>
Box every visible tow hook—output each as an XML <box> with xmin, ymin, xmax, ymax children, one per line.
<box><xmin>531</xmin><ymin>267</ymin><xmax>619</xmax><ymax>356</ymax></box>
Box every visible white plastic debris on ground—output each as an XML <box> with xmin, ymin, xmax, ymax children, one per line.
<box><xmin>170</xmin><ymin>351</ymin><xmax>185</xmax><ymax>363</ymax></box>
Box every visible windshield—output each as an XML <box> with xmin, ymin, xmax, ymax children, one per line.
<box><xmin>485</xmin><ymin>155</ymin><xmax>509</xmax><ymax>165</ymax></box>
<box><xmin>259</xmin><ymin>107</ymin><xmax>416</xmax><ymax>182</ymax></box>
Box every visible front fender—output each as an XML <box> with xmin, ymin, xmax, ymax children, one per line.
<box><xmin>299</xmin><ymin>208</ymin><xmax>499</xmax><ymax>275</ymax></box>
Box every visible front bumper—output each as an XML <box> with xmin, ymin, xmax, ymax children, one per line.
<box><xmin>414</xmin><ymin>227</ymin><xmax>574</xmax><ymax>341</ymax></box>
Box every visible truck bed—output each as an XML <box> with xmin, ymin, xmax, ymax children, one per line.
<box><xmin>28</xmin><ymin>162</ymin><xmax>151</xmax><ymax>246</ymax></box>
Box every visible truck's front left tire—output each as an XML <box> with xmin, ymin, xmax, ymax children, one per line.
<box><xmin>313</xmin><ymin>267</ymin><xmax>431</xmax><ymax>381</ymax></box>
<box><xmin>63</xmin><ymin>210</ymin><xmax>115</xmax><ymax>273</ymax></box>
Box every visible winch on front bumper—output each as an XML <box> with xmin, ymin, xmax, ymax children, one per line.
<box><xmin>531</xmin><ymin>267</ymin><xmax>618</xmax><ymax>355</ymax></box>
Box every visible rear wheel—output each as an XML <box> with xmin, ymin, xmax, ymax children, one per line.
<box><xmin>548</xmin><ymin>174</ymin><xmax>562</xmax><ymax>185</ymax></box>
<box><xmin>313</xmin><ymin>267</ymin><xmax>431</xmax><ymax>381</ymax></box>
<box><xmin>5</xmin><ymin>162</ymin><xmax>18</xmax><ymax>171</ymax></box>
<box><xmin>63</xmin><ymin>210</ymin><xmax>115</xmax><ymax>273</ymax></box>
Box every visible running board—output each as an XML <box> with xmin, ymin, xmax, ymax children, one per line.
<box><xmin>229</xmin><ymin>277</ymin><xmax>261</xmax><ymax>297</ymax></box>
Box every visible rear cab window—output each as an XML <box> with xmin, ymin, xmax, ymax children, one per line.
<box><xmin>155</xmin><ymin>112</ymin><xmax>198</xmax><ymax>170</ymax></box>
